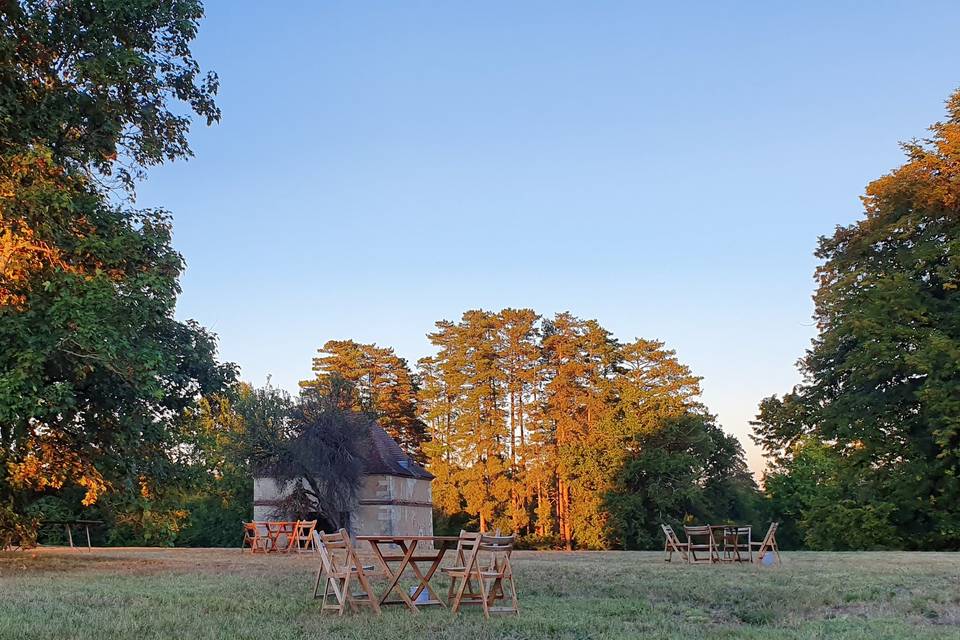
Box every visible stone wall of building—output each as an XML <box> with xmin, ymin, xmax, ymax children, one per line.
<box><xmin>252</xmin><ymin>474</ymin><xmax>433</xmax><ymax>536</ymax></box>
<box><xmin>353</xmin><ymin>474</ymin><xmax>433</xmax><ymax>536</ymax></box>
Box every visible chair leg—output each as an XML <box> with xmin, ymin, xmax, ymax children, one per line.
<box><xmin>507</xmin><ymin>574</ymin><xmax>520</xmax><ymax>615</ymax></box>
<box><xmin>338</xmin><ymin>574</ymin><xmax>351</xmax><ymax>616</ymax></box>
<box><xmin>320</xmin><ymin>579</ymin><xmax>332</xmax><ymax>613</ymax></box>
<box><xmin>447</xmin><ymin>573</ymin><xmax>458</xmax><ymax>604</ymax></box>
<box><xmin>314</xmin><ymin>568</ymin><xmax>324</xmax><ymax>598</ymax></box>
<box><xmin>357</xmin><ymin>572</ymin><xmax>381</xmax><ymax>616</ymax></box>
<box><xmin>477</xmin><ymin>570</ymin><xmax>491</xmax><ymax>619</ymax></box>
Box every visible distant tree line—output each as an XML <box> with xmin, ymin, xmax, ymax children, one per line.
<box><xmin>300</xmin><ymin>315</ymin><xmax>760</xmax><ymax>550</ymax></box>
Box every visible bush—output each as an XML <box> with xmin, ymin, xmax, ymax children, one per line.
<box><xmin>0</xmin><ymin>501</ymin><xmax>39</xmax><ymax>550</ymax></box>
<box><xmin>515</xmin><ymin>534</ymin><xmax>563</xmax><ymax>550</ymax></box>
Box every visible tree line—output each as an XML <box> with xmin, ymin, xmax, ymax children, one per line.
<box><xmin>303</xmin><ymin>318</ymin><xmax>760</xmax><ymax>549</ymax></box>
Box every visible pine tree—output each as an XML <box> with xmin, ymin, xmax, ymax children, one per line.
<box><xmin>497</xmin><ymin>308</ymin><xmax>540</xmax><ymax>534</ymax></box>
<box><xmin>302</xmin><ymin>340</ymin><xmax>426</xmax><ymax>461</ymax></box>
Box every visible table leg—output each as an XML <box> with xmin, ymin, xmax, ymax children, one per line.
<box><xmin>65</xmin><ymin>525</ymin><xmax>74</xmax><ymax>549</ymax></box>
<box><xmin>409</xmin><ymin>541</ymin><xmax>451</xmax><ymax>606</ymax></box>
<box><xmin>370</xmin><ymin>540</ymin><xmax>420</xmax><ymax>613</ymax></box>
<box><xmin>85</xmin><ymin>525</ymin><xmax>92</xmax><ymax>551</ymax></box>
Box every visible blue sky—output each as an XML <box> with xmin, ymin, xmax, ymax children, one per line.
<box><xmin>137</xmin><ymin>1</ymin><xmax>960</xmax><ymax>475</ymax></box>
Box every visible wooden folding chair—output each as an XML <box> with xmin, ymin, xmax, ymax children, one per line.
<box><xmin>312</xmin><ymin>529</ymin><xmax>382</xmax><ymax>615</ymax></box>
<box><xmin>752</xmin><ymin>522</ymin><xmax>781</xmax><ymax>566</ymax></box>
<box><xmin>452</xmin><ymin>533</ymin><xmax>519</xmax><ymax>618</ymax></box>
<box><xmin>291</xmin><ymin>520</ymin><xmax>318</xmax><ymax>553</ymax></box>
<box><xmin>683</xmin><ymin>525</ymin><xmax>716</xmax><ymax>564</ymax></box>
<box><xmin>661</xmin><ymin>524</ymin><xmax>688</xmax><ymax>563</ymax></box>
<box><xmin>442</xmin><ymin>530</ymin><xmax>482</xmax><ymax>605</ymax></box>
<box><xmin>241</xmin><ymin>522</ymin><xmax>269</xmax><ymax>553</ymax></box>
<box><xmin>721</xmin><ymin>526</ymin><xmax>752</xmax><ymax>563</ymax></box>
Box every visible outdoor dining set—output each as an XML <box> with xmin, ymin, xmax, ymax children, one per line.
<box><xmin>242</xmin><ymin>520</ymin><xmax>318</xmax><ymax>553</ymax></box>
<box><xmin>661</xmin><ymin>522</ymin><xmax>781</xmax><ymax>565</ymax></box>
<box><xmin>242</xmin><ymin>522</ymin><xmax>519</xmax><ymax>618</ymax></box>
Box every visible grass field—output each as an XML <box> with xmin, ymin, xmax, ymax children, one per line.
<box><xmin>1</xmin><ymin>547</ymin><xmax>958</xmax><ymax>639</ymax></box>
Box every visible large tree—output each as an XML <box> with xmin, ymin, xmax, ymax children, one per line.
<box><xmin>753</xmin><ymin>90</ymin><xmax>960</xmax><ymax>550</ymax></box>
<box><xmin>0</xmin><ymin>1</ymin><xmax>230</xmax><ymax>519</ymax></box>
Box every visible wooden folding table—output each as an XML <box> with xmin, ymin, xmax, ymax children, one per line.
<box><xmin>356</xmin><ymin>535</ymin><xmax>460</xmax><ymax>614</ymax></box>
<box><xmin>266</xmin><ymin>521</ymin><xmax>296</xmax><ymax>552</ymax></box>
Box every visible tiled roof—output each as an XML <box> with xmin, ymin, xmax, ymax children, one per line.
<box><xmin>363</xmin><ymin>422</ymin><xmax>434</xmax><ymax>480</ymax></box>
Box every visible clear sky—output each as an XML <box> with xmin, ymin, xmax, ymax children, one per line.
<box><xmin>137</xmin><ymin>1</ymin><xmax>960</xmax><ymax>476</ymax></box>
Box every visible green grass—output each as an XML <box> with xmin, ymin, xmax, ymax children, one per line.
<box><xmin>1</xmin><ymin>547</ymin><xmax>958</xmax><ymax>639</ymax></box>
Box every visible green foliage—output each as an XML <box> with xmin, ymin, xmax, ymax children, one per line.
<box><xmin>605</xmin><ymin>414</ymin><xmax>760</xmax><ymax>550</ymax></box>
<box><xmin>1</xmin><ymin>147</ymin><xmax>236</xmax><ymax>506</ymax></box>
<box><xmin>0</xmin><ymin>498</ymin><xmax>38</xmax><ymax>549</ymax></box>
<box><xmin>0</xmin><ymin>0</ymin><xmax>220</xmax><ymax>187</ymax></box>
<box><xmin>0</xmin><ymin>0</ymin><xmax>235</xmax><ymax>542</ymax></box>
<box><xmin>753</xmin><ymin>89</ymin><xmax>960</xmax><ymax>551</ymax></box>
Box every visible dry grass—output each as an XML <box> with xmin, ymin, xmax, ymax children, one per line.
<box><xmin>1</xmin><ymin>547</ymin><xmax>958</xmax><ymax>639</ymax></box>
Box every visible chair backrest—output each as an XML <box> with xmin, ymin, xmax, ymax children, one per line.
<box><xmin>760</xmin><ymin>522</ymin><xmax>778</xmax><ymax>547</ymax></box>
<box><xmin>684</xmin><ymin>525</ymin><xmax>712</xmax><ymax>537</ymax></box>
<box><xmin>297</xmin><ymin>520</ymin><xmax>318</xmax><ymax>544</ymax></box>
<box><xmin>479</xmin><ymin>533</ymin><xmax>515</xmax><ymax>574</ymax></box>
<box><xmin>454</xmin><ymin>528</ymin><xmax>479</xmax><ymax>552</ymax></box>
<box><xmin>316</xmin><ymin>528</ymin><xmax>363</xmax><ymax>576</ymax></box>
<box><xmin>661</xmin><ymin>524</ymin><xmax>681</xmax><ymax>545</ymax></box>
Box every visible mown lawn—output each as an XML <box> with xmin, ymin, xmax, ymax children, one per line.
<box><xmin>1</xmin><ymin>547</ymin><xmax>958</xmax><ymax>639</ymax></box>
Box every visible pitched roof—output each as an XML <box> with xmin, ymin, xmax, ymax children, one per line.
<box><xmin>363</xmin><ymin>423</ymin><xmax>433</xmax><ymax>480</ymax></box>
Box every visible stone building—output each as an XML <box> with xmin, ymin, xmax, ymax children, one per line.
<box><xmin>252</xmin><ymin>422</ymin><xmax>434</xmax><ymax>535</ymax></box>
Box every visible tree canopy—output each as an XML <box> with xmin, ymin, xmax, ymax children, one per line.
<box><xmin>753</xmin><ymin>89</ymin><xmax>960</xmax><ymax>550</ymax></box>
<box><xmin>0</xmin><ymin>0</ymin><xmax>231</xmax><ymax>539</ymax></box>
<box><xmin>418</xmin><ymin>308</ymin><xmax>758</xmax><ymax>549</ymax></box>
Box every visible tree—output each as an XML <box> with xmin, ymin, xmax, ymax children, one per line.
<box><xmin>417</xmin><ymin>308</ymin><xmax>758</xmax><ymax>549</ymax></box>
<box><xmin>540</xmin><ymin>313</ymin><xmax>619</xmax><ymax>549</ymax></box>
<box><xmin>0</xmin><ymin>0</ymin><xmax>231</xmax><ymax>522</ymax></box>
<box><xmin>0</xmin><ymin>0</ymin><xmax>219</xmax><ymax>188</ymax></box>
<box><xmin>420</xmin><ymin>312</ymin><xmax>513</xmax><ymax>532</ymax></box>
<box><xmin>303</xmin><ymin>339</ymin><xmax>426</xmax><ymax>461</ymax></box>
<box><xmin>266</xmin><ymin>387</ymin><xmax>369</xmax><ymax>531</ymax></box>
<box><xmin>753</xmin><ymin>89</ymin><xmax>960</xmax><ymax>550</ymax></box>
<box><xmin>174</xmin><ymin>382</ymin><xmax>291</xmax><ymax>547</ymax></box>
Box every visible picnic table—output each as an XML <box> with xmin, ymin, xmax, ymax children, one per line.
<box><xmin>356</xmin><ymin>535</ymin><xmax>461</xmax><ymax>613</ymax></box>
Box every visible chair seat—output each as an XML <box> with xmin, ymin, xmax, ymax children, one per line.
<box><xmin>441</xmin><ymin>566</ymin><xmax>466</xmax><ymax>574</ymax></box>
<box><xmin>476</xmin><ymin>570</ymin><xmax>510</xmax><ymax>578</ymax></box>
<box><xmin>329</xmin><ymin>565</ymin><xmax>377</xmax><ymax>578</ymax></box>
